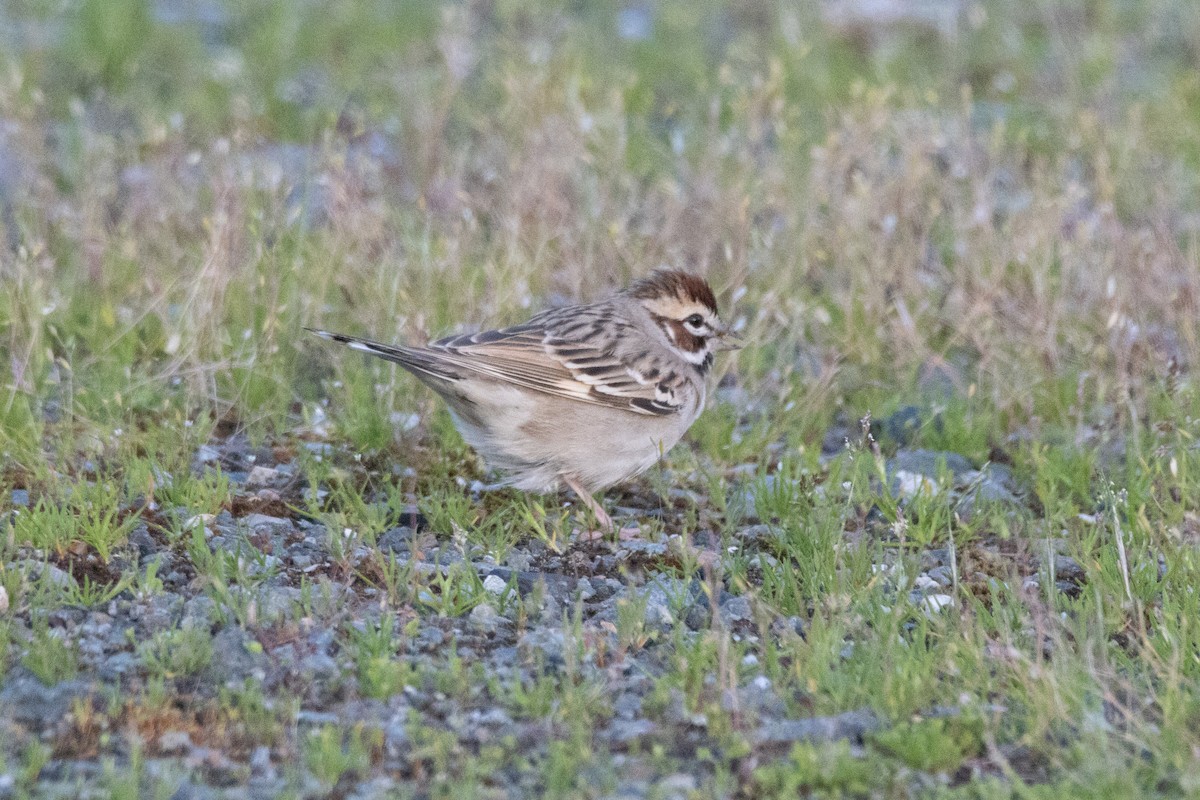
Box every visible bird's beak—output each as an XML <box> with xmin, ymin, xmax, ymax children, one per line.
<box><xmin>716</xmin><ymin>327</ymin><xmax>743</xmax><ymax>351</ymax></box>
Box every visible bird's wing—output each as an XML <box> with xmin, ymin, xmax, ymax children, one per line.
<box><xmin>429</xmin><ymin>316</ymin><xmax>687</xmax><ymax>416</ymax></box>
<box><xmin>309</xmin><ymin>313</ymin><xmax>688</xmax><ymax>417</ymax></box>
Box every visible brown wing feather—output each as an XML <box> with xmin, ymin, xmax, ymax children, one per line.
<box><xmin>312</xmin><ymin>303</ymin><xmax>690</xmax><ymax>417</ymax></box>
<box><xmin>428</xmin><ymin>310</ymin><xmax>684</xmax><ymax>416</ymax></box>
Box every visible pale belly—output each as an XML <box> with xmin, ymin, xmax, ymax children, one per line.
<box><xmin>444</xmin><ymin>382</ymin><xmax>701</xmax><ymax>493</ymax></box>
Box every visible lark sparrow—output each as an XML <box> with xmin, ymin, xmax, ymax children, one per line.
<box><xmin>309</xmin><ymin>270</ymin><xmax>740</xmax><ymax>530</ymax></box>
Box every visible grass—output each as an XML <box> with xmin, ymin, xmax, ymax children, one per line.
<box><xmin>139</xmin><ymin>626</ymin><xmax>215</xmax><ymax>681</ymax></box>
<box><xmin>12</xmin><ymin>481</ymin><xmax>141</xmax><ymax>563</ymax></box>
<box><xmin>2</xmin><ymin>0</ymin><xmax>1200</xmax><ymax>796</ymax></box>
<box><xmin>345</xmin><ymin>614</ymin><xmax>418</xmax><ymax>699</ymax></box>
<box><xmin>304</xmin><ymin>724</ymin><xmax>381</xmax><ymax>789</ymax></box>
<box><xmin>21</xmin><ymin>621</ymin><xmax>78</xmax><ymax>686</ymax></box>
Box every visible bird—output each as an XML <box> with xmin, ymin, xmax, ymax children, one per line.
<box><xmin>309</xmin><ymin>270</ymin><xmax>741</xmax><ymax>532</ymax></box>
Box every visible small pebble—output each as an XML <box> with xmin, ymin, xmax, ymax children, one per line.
<box><xmin>157</xmin><ymin>730</ymin><xmax>193</xmax><ymax>754</ymax></box>
<box><xmin>482</xmin><ymin>574</ymin><xmax>508</xmax><ymax>595</ymax></box>
<box><xmin>923</xmin><ymin>594</ymin><xmax>955</xmax><ymax>614</ymax></box>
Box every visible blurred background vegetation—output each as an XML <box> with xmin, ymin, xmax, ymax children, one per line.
<box><xmin>5</xmin><ymin>0</ymin><xmax>1198</xmax><ymax>152</ymax></box>
<box><xmin>1</xmin><ymin>0</ymin><xmax>1198</xmax><ymax>455</ymax></box>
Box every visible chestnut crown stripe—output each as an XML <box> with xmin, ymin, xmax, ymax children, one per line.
<box><xmin>626</xmin><ymin>270</ymin><xmax>719</xmax><ymax>315</ymax></box>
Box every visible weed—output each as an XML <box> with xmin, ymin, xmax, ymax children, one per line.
<box><xmin>304</xmin><ymin>724</ymin><xmax>381</xmax><ymax>788</ymax></box>
<box><xmin>13</xmin><ymin>481</ymin><xmax>140</xmax><ymax>562</ymax></box>
<box><xmin>139</xmin><ymin>626</ymin><xmax>214</xmax><ymax>680</ymax></box>
<box><xmin>22</xmin><ymin>621</ymin><xmax>79</xmax><ymax>685</ymax></box>
<box><xmin>414</xmin><ymin>562</ymin><xmax>486</xmax><ymax>617</ymax></box>
<box><xmin>345</xmin><ymin>615</ymin><xmax>417</xmax><ymax>699</ymax></box>
<box><xmin>58</xmin><ymin>570</ymin><xmax>134</xmax><ymax>608</ymax></box>
<box><xmin>871</xmin><ymin>717</ymin><xmax>983</xmax><ymax>774</ymax></box>
<box><xmin>219</xmin><ymin>680</ymin><xmax>295</xmax><ymax>750</ymax></box>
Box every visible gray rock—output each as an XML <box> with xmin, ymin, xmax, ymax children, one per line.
<box><xmin>206</xmin><ymin>628</ymin><xmax>267</xmax><ymax>685</ymax></box>
<box><xmin>296</xmin><ymin>710</ymin><xmax>340</xmax><ymax>726</ymax></box>
<box><xmin>0</xmin><ymin>673</ymin><xmax>92</xmax><ymax>726</ymax></box>
<box><xmin>415</xmin><ymin>627</ymin><xmax>445</xmax><ymax>651</ymax></box>
<box><xmin>385</xmin><ymin>715</ymin><xmax>410</xmax><ymax>756</ymax></box>
<box><xmin>1047</xmin><ymin>554</ymin><xmax>1086</xmax><ymax>584</ymax></box>
<box><xmin>181</xmin><ymin>595</ymin><xmax>217</xmax><ymax>629</ymax></box>
<box><xmin>769</xmin><ymin>616</ymin><xmax>807</xmax><ymax>640</ymax></box>
<box><xmin>469</xmin><ymin>602</ymin><xmax>502</xmax><ymax>631</ymax></box>
<box><xmin>920</xmin><ymin>548</ymin><xmax>952</xmax><ymax>569</ymax></box>
<box><xmin>926</xmin><ymin>566</ymin><xmax>954</xmax><ymax>586</ymax></box>
<box><xmin>166</xmin><ymin>780</ymin><xmax>217</xmax><ymax>800</ymax></box>
<box><xmin>720</xmin><ymin>595</ymin><xmax>753</xmax><ymax>624</ymax></box>
<box><xmin>482</xmin><ymin>574</ymin><xmax>508</xmax><ymax>595</ymax></box>
<box><xmin>889</xmin><ymin>449</ymin><xmax>974</xmax><ymax>483</ymax></box>
<box><xmin>377</xmin><ymin>527</ymin><xmax>414</xmax><ymax>554</ymax></box>
<box><xmin>736</xmin><ymin>524</ymin><xmax>779</xmax><ymax>547</ymax></box>
<box><xmin>13</xmin><ymin>560</ymin><xmax>76</xmax><ymax>591</ymax></box>
<box><xmin>9</xmin><ymin>489</ymin><xmax>29</xmax><ymax>507</ymax></box>
<box><xmin>244</xmin><ymin>466</ymin><xmax>280</xmax><ymax>490</ymax></box>
<box><xmin>240</xmin><ymin>514</ymin><xmax>293</xmax><ymax>533</ymax></box>
<box><xmin>520</xmin><ymin>627</ymin><xmax>565</xmax><ymax>662</ymax></box>
<box><xmin>656</xmin><ymin>773</ymin><xmax>698</xmax><ymax>798</ymax></box>
<box><xmin>298</xmin><ymin>652</ymin><xmax>339</xmax><ymax>678</ymax></box>
<box><xmin>738</xmin><ymin>676</ymin><xmax>787</xmax><ymax>717</ymax></box>
<box><xmin>876</xmin><ymin>405</ymin><xmax>927</xmax><ymax>446</ymax></box>
<box><xmin>638</xmin><ymin>577</ymin><xmax>695</xmax><ymax>628</ymax></box>
<box><xmin>253</xmin><ymin>586</ymin><xmax>300</xmax><ymax>624</ymax></box>
<box><xmin>606</xmin><ymin>718</ymin><xmax>655</xmax><ymax>744</ymax></box>
<box><xmin>249</xmin><ymin>746</ymin><xmax>275</xmax><ymax>780</ymax></box>
<box><xmin>1057</xmin><ymin>556</ymin><xmax>1087</xmax><ymax>584</ymax></box>
<box><xmin>100</xmin><ymin>652</ymin><xmax>140</xmax><ymax>681</ymax></box>
<box><xmin>613</xmin><ymin>693</ymin><xmax>643</xmax><ymax>719</ymax></box>
<box><xmin>157</xmin><ymin>730</ymin><xmax>193</xmax><ymax>754</ymax></box>
<box><xmin>755</xmin><ymin>709</ymin><xmax>882</xmax><ymax>747</ymax></box>
<box><xmin>957</xmin><ymin>463</ymin><xmax>1024</xmax><ymax>518</ymax></box>
<box><xmin>684</xmin><ymin>604</ymin><xmax>710</xmax><ymax>631</ymax></box>
<box><xmin>621</xmin><ymin>540</ymin><xmax>669</xmax><ymax>558</ymax></box>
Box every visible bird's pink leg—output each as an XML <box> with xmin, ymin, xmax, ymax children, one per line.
<box><xmin>562</xmin><ymin>476</ymin><xmax>641</xmax><ymax>541</ymax></box>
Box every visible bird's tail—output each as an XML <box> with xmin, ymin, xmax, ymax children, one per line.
<box><xmin>306</xmin><ymin>328</ymin><xmax>458</xmax><ymax>381</ymax></box>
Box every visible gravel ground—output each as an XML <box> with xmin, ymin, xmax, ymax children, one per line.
<box><xmin>0</xmin><ymin>407</ymin><xmax>1047</xmax><ymax>798</ymax></box>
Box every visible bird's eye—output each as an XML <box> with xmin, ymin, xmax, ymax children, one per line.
<box><xmin>684</xmin><ymin>314</ymin><xmax>705</xmax><ymax>329</ymax></box>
